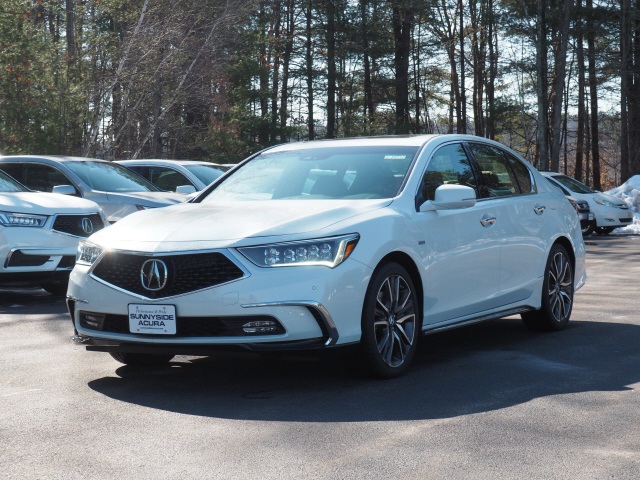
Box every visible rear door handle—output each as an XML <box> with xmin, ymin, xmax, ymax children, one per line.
<box><xmin>534</xmin><ymin>205</ymin><xmax>545</xmax><ymax>215</ymax></box>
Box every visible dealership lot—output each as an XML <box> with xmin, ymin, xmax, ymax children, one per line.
<box><xmin>1</xmin><ymin>235</ymin><xmax>639</xmax><ymax>479</ymax></box>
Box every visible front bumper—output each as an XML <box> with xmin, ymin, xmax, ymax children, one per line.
<box><xmin>0</xmin><ymin>227</ymin><xmax>80</xmax><ymax>286</ymax></box>
<box><xmin>67</xmin><ymin>253</ymin><xmax>372</xmax><ymax>350</ymax></box>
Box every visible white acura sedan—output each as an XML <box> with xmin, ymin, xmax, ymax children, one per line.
<box><xmin>67</xmin><ymin>135</ymin><xmax>587</xmax><ymax>378</ymax></box>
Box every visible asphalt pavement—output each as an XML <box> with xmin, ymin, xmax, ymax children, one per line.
<box><xmin>1</xmin><ymin>234</ymin><xmax>639</xmax><ymax>479</ymax></box>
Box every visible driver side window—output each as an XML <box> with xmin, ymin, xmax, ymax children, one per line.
<box><xmin>421</xmin><ymin>143</ymin><xmax>477</xmax><ymax>201</ymax></box>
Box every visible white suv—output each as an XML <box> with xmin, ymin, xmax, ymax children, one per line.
<box><xmin>0</xmin><ymin>170</ymin><xmax>108</xmax><ymax>295</ymax></box>
<box><xmin>540</xmin><ymin>172</ymin><xmax>632</xmax><ymax>234</ymax></box>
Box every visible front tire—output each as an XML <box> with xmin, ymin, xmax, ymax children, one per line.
<box><xmin>360</xmin><ymin>262</ymin><xmax>420</xmax><ymax>378</ymax></box>
<box><xmin>522</xmin><ymin>244</ymin><xmax>574</xmax><ymax>331</ymax></box>
<box><xmin>581</xmin><ymin>222</ymin><xmax>594</xmax><ymax>236</ymax></box>
<box><xmin>109</xmin><ymin>352</ymin><xmax>174</xmax><ymax>366</ymax></box>
<box><xmin>595</xmin><ymin>226</ymin><xmax>615</xmax><ymax>235</ymax></box>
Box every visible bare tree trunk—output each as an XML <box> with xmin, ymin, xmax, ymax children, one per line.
<box><xmin>458</xmin><ymin>0</ymin><xmax>466</xmax><ymax>134</ymax></box>
<box><xmin>258</xmin><ymin>1</ymin><xmax>270</xmax><ymax>144</ymax></box>
<box><xmin>279</xmin><ymin>0</ymin><xmax>295</xmax><ymax>142</ymax></box>
<box><xmin>325</xmin><ymin>0</ymin><xmax>336</xmax><ymax>138</ymax></box>
<box><xmin>629</xmin><ymin>0</ymin><xmax>640</xmax><ymax>180</ymax></box>
<box><xmin>391</xmin><ymin>0</ymin><xmax>414</xmax><ymax>134</ymax></box>
<box><xmin>575</xmin><ymin>0</ymin><xmax>585</xmax><ymax>182</ymax></box>
<box><xmin>486</xmin><ymin>0</ymin><xmax>496</xmax><ymax>139</ymax></box>
<box><xmin>361</xmin><ymin>0</ymin><xmax>374</xmax><ymax>129</ymax></box>
<box><xmin>536</xmin><ymin>0</ymin><xmax>550</xmax><ymax>171</ymax></box>
<box><xmin>470</xmin><ymin>0</ymin><xmax>485</xmax><ymax>137</ymax></box>
<box><xmin>550</xmin><ymin>0</ymin><xmax>572</xmax><ymax>172</ymax></box>
<box><xmin>587</xmin><ymin>0</ymin><xmax>601</xmax><ymax>190</ymax></box>
<box><xmin>305</xmin><ymin>0</ymin><xmax>315</xmax><ymax>140</ymax></box>
<box><xmin>270</xmin><ymin>1</ymin><xmax>282</xmax><ymax>143</ymax></box>
<box><xmin>621</xmin><ymin>0</ymin><xmax>632</xmax><ymax>182</ymax></box>
<box><xmin>65</xmin><ymin>0</ymin><xmax>81</xmax><ymax>154</ymax></box>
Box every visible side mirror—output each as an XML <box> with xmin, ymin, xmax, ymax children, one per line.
<box><xmin>52</xmin><ymin>184</ymin><xmax>77</xmax><ymax>196</ymax></box>
<box><xmin>176</xmin><ymin>185</ymin><xmax>197</xmax><ymax>195</ymax></box>
<box><xmin>420</xmin><ymin>184</ymin><xmax>476</xmax><ymax>212</ymax></box>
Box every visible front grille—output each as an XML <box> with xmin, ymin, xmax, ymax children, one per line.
<box><xmin>7</xmin><ymin>250</ymin><xmax>50</xmax><ymax>267</ymax></box>
<box><xmin>53</xmin><ymin>214</ymin><xmax>105</xmax><ymax>237</ymax></box>
<box><xmin>79</xmin><ymin>311</ymin><xmax>284</xmax><ymax>336</ymax></box>
<box><xmin>91</xmin><ymin>251</ymin><xmax>245</xmax><ymax>299</ymax></box>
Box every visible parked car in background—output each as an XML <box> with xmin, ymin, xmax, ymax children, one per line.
<box><xmin>0</xmin><ymin>156</ymin><xmax>185</xmax><ymax>223</ymax></box>
<box><xmin>116</xmin><ymin>160</ymin><xmax>229</xmax><ymax>194</ymax></box>
<box><xmin>0</xmin><ymin>169</ymin><xmax>108</xmax><ymax>295</ymax></box>
<box><xmin>566</xmin><ymin>196</ymin><xmax>596</xmax><ymax>236</ymax></box>
<box><xmin>540</xmin><ymin>171</ymin><xmax>632</xmax><ymax>234</ymax></box>
<box><xmin>68</xmin><ymin>135</ymin><xmax>586</xmax><ymax>378</ymax></box>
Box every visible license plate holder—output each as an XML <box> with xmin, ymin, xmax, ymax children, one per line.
<box><xmin>128</xmin><ymin>304</ymin><xmax>177</xmax><ymax>335</ymax></box>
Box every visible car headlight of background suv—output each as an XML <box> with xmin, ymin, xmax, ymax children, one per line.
<box><xmin>0</xmin><ymin>211</ymin><xmax>48</xmax><ymax>227</ymax></box>
<box><xmin>76</xmin><ymin>240</ymin><xmax>104</xmax><ymax>266</ymax></box>
<box><xmin>593</xmin><ymin>195</ymin><xmax>623</xmax><ymax>208</ymax></box>
<box><xmin>238</xmin><ymin>234</ymin><xmax>359</xmax><ymax>268</ymax></box>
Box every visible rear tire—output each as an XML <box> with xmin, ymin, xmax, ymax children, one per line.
<box><xmin>109</xmin><ymin>352</ymin><xmax>174</xmax><ymax>366</ymax></box>
<box><xmin>522</xmin><ymin>244</ymin><xmax>574</xmax><ymax>331</ymax></box>
<box><xmin>360</xmin><ymin>262</ymin><xmax>420</xmax><ymax>378</ymax></box>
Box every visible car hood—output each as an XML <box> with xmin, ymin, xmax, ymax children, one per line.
<box><xmin>105</xmin><ymin>191</ymin><xmax>185</xmax><ymax>207</ymax></box>
<box><xmin>0</xmin><ymin>191</ymin><xmax>100</xmax><ymax>214</ymax></box>
<box><xmin>89</xmin><ymin>199</ymin><xmax>389</xmax><ymax>251</ymax></box>
<box><xmin>594</xmin><ymin>192</ymin><xmax>626</xmax><ymax>207</ymax></box>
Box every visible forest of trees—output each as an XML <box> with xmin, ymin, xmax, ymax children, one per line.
<box><xmin>1</xmin><ymin>0</ymin><xmax>639</xmax><ymax>188</ymax></box>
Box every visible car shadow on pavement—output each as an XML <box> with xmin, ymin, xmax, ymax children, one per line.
<box><xmin>87</xmin><ymin>317</ymin><xmax>640</xmax><ymax>422</ymax></box>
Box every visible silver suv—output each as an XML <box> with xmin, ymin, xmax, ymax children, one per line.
<box><xmin>0</xmin><ymin>156</ymin><xmax>185</xmax><ymax>223</ymax></box>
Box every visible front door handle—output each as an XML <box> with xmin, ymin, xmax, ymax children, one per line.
<box><xmin>534</xmin><ymin>205</ymin><xmax>545</xmax><ymax>215</ymax></box>
<box><xmin>480</xmin><ymin>215</ymin><xmax>496</xmax><ymax>227</ymax></box>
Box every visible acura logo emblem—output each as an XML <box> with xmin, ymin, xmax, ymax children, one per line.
<box><xmin>81</xmin><ymin>217</ymin><xmax>94</xmax><ymax>234</ymax></box>
<box><xmin>140</xmin><ymin>259</ymin><xmax>168</xmax><ymax>291</ymax></box>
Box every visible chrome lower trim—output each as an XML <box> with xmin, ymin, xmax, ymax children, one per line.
<box><xmin>423</xmin><ymin>307</ymin><xmax>533</xmax><ymax>335</ymax></box>
<box><xmin>241</xmin><ymin>300</ymin><xmax>339</xmax><ymax>346</ymax></box>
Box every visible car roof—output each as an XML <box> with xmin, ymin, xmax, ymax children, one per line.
<box><xmin>116</xmin><ymin>159</ymin><xmax>221</xmax><ymax>166</ymax></box>
<box><xmin>260</xmin><ymin>134</ymin><xmax>531</xmax><ymax>157</ymax></box>
<box><xmin>264</xmin><ymin>135</ymin><xmax>442</xmax><ymax>152</ymax></box>
<box><xmin>0</xmin><ymin>155</ymin><xmax>111</xmax><ymax>163</ymax></box>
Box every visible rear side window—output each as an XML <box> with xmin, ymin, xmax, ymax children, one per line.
<box><xmin>468</xmin><ymin>143</ymin><xmax>532</xmax><ymax>198</ymax></box>
<box><xmin>506</xmin><ymin>153</ymin><xmax>534</xmax><ymax>193</ymax></box>
<box><xmin>148</xmin><ymin>167</ymin><xmax>191</xmax><ymax>191</ymax></box>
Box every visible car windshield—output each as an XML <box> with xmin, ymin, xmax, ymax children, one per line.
<box><xmin>0</xmin><ymin>170</ymin><xmax>27</xmax><ymax>192</ymax></box>
<box><xmin>66</xmin><ymin>161</ymin><xmax>161</xmax><ymax>192</ymax></box>
<box><xmin>199</xmin><ymin>146</ymin><xmax>418</xmax><ymax>203</ymax></box>
<box><xmin>550</xmin><ymin>174</ymin><xmax>595</xmax><ymax>194</ymax></box>
<box><xmin>185</xmin><ymin>164</ymin><xmax>228</xmax><ymax>185</ymax></box>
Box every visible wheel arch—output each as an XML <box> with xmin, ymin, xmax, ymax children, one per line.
<box><xmin>375</xmin><ymin>251</ymin><xmax>424</xmax><ymax>323</ymax></box>
<box><xmin>552</xmin><ymin>236</ymin><xmax>576</xmax><ymax>270</ymax></box>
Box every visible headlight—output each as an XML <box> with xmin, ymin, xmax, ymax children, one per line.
<box><xmin>0</xmin><ymin>211</ymin><xmax>48</xmax><ymax>227</ymax></box>
<box><xmin>593</xmin><ymin>196</ymin><xmax>618</xmax><ymax>208</ymax></box>
<box><xmin>238</xmin><ymin>234</ymin><xmax>359</xmax><ymax>268</ymax></box>
<box><xmin>76</xmin><ymin>240</ymin><xmax>104</xmax><ymax>266</ymax></box>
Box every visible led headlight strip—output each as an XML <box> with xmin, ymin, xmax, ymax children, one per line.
<box><xmin>238</xmin><ymin>234</ymin><xmax>359</xmax><ymax>268</ymax></box>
